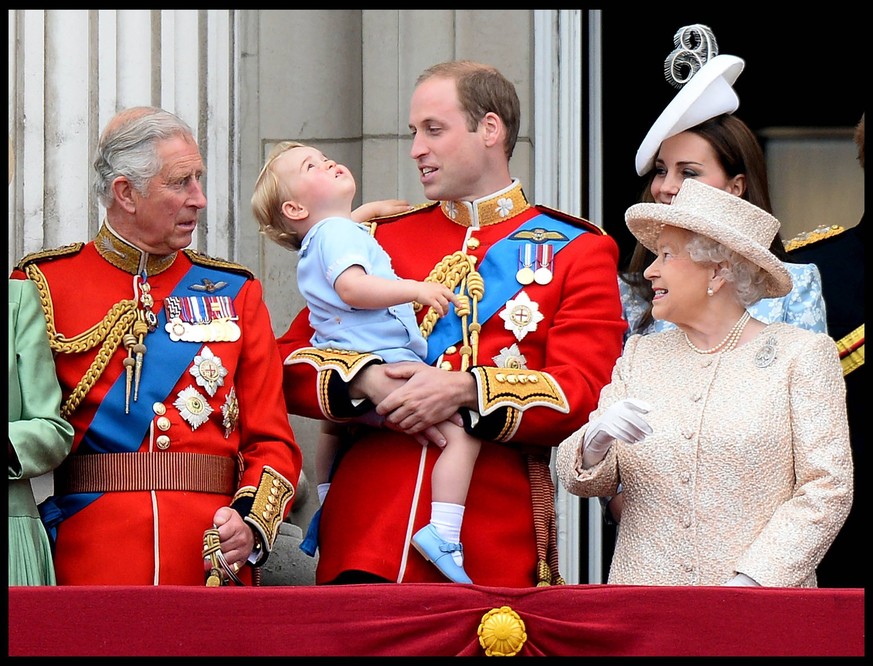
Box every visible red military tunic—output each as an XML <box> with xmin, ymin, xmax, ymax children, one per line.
<box><xmin>12</xmin><ymin>223</ymin><xmax>302</xmax><ymax>585</ymax></box>
<box><xmin>278</xmin><ymin>180</ymin><xmax>625</xmax><ymax>586</ymax></box>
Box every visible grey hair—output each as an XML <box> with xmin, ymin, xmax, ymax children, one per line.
<box><xmin>92</xmin><ymin>106</ymin><xmax>197</xmax><ymax>207</ymax></box>
<box><xmin>686</xmin><ymin>234</ymin><xmax>769</xmax><ymax>306</ymax></box>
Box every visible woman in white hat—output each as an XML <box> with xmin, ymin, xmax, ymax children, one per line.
<box><xmin>620</xmin><ymin>25</ymin><xmax>826</xmax><ymax>340</ymax></box>
<box><xmin>557</xmin><ymin>178</ymin><xmax>852</xmax><ymax>587</ymax></box>
<box><xmin>606</xmin><ymin>24</ymin><xmax>827</xmax><ymax>526</ymax></box>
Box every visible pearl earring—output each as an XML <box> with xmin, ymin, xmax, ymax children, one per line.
<box><xmin>707</xmin><ymin>287</ymin><xmax>714</xmax><ymax>296</ymax></box>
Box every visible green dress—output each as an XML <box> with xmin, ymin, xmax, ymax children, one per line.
<box><xmin>8</xmin><ymin>279</ymin><xmax>74</xmax><ymax>585</ymax></box>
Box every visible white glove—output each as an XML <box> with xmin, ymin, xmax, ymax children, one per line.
<box><xmin>581</xmin><ymin>398</ymin><xmax>653</xmax><ymax>468</ymax></box>
<box><xmin>723</xmin><ymin>573</ymin><xmax>761</xmax><ymax>587</ymax></box>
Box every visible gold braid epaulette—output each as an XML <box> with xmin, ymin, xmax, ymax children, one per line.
<box><xmin>15</xmin><ymin>242</ymin><xmax>85</xmax><ymax>272</ymax></box>
<box><xmin>184</xmin><ymin>249</ymin><xmax>254</xmax><ymax>279</ymax></box>
<box><xmin>25</xmin><ymin>263</ymin><xmax>138</xmax><ymax>419</ymax></box>
<box><xmin>783</xmin><ymin>224</ymin><xmax>846</xmax><ymax>252</ymax></box>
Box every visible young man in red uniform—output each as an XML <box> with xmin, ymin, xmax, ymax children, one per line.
<box><xmin>11</xmin><ymin>106</ymin><xmax>302</xmax><ymax>585</ymax></box>
<box><xmin>278</xmin><ymin>61</ymin><xmax>626</xmax><ymax>586</ymax></box>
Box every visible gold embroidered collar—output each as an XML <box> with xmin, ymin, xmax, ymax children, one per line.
<box><xmin>95</xmin><ymin>222</ymin><xmax>177</xmax><ymax>276</ymax></box>
<box><xmin>439</xmin><ymin>179</ymin><xmax>531</xmax><ymax>228</ymax></box>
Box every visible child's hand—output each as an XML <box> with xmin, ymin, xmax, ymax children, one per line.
<box><xmin>351</xmin><ymin>199</ymin><xmax>411</xmax><ymax>222</ymax></box>
<box><xmin>415</xmin><ymin>281</ymin><xmax>459</xmax><ymax>317</ymax></box>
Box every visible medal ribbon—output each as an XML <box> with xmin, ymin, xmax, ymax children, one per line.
<box><xmin>171</xmin><ymin>295</ymin><xmax>238</xmax><ymax>325</ymax></box>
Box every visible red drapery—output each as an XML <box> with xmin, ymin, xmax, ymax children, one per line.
<box><xmin>8</xmin><ymin>583</ymin><xmax>864</xmax><ymax>656</ymax></box>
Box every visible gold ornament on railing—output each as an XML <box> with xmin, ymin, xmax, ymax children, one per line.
<box><xmin>478</xmin><ymin>606</ymin><xmax>527</xmax><ymax>657</ymax></box>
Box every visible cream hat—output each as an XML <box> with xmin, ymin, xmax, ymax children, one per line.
<box><xmin>625</xmin><ymin>179</ymin><xmax>792</xmax><ymax>298</ymax></box>
<box><xmin>635</xmin><ymin>24</ymin><xmax>745</xmax><ymax>176</ymax></box>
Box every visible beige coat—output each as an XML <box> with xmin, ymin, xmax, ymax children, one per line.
<box><xmin>557</xmin><ymin>322</ymin><xmax>853</xmax><ymax>587</ymax></box>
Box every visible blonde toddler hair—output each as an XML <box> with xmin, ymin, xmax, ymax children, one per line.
<box><xmin>251</xmin><ymin>140</ymin><xmax>307</xmax><ymax>251</ymax></box>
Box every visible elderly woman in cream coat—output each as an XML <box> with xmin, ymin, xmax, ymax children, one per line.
<box><xmin>557</xmin><ymin>178</ymin><xmax>852</xmax><ymax>587</ymax></box>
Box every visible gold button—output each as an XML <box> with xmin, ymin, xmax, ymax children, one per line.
<box><xmin>440</xmin><ymin>361</ymin><xmax>453</xmax><ymax>371</ymax></box>
<box><xmin>445</xmin><ymin>345</ymin><xmax>457</xmax><ymax>355</ymax></box>
<box><xmin>156</xmin><ymin>416</ymin><xmax>171</xmax><ymax>431</ymax></box>
<box><xmin>466</xmin><ymin>237</ymin><xmax>480</xmax><ymax>249</ymax></box>
<box><xmin>156</xmin><ymin>435</ymin><xmax>170</xmax><ymax>450</ymax></box>
<box><xmin>495</xmin><ymin>373</ymin><xmax>506</xmax><ymax>382</ymax></box>
<box><xmin>153</xmin><ymin>402</ymin><xmax>167</xmax><ymax>415</ymax></box>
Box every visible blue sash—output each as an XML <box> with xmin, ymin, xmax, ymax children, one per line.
<box><xmin>424</xmin><ymin>213</ymin><xmax>586</xmax><ymax>365</ymax></box>
<box><xmin>40</xmin><ymin>264</ymin><xmax>246</xmax><ymax>539</ymax></box>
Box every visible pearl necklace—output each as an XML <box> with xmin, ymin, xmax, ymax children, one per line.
<box><xmin>684</xmin><ymin>311</ymin><xmax>751</xmax><ymax>355</ymax></box>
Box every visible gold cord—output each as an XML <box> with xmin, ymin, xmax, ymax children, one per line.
<box><xmin>25</xmin><ymin>264</ymin><xmax>139</xmax><ymax>419</ymax></box>
<box><xmin>418</xmin><ymin>251</ymin><xmax>484</xmax><ymax>369</ymax></box>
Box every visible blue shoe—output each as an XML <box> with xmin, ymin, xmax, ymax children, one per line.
<box><xmin>412</xmin><ymin>525</ymin><xmax>473</xmax><ymax>584</ymax></box>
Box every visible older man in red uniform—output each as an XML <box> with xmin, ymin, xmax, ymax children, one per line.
<box><xmin>278</xmin><ymin>61</ymin><xmax>625</xmax><ymax>587</ymax></box>
<box><xmin>11</xmin><ymin>107</ymin><xmax>302</xmax><ymax>585</ymax></box>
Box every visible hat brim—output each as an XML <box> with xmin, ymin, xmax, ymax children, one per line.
<box><xmin>635</xmin><ymin>55</ymin><xmax>745</xmax><ymax>176</ymax></box>
<box><xmin>625</xmin><ymin>201</ymin><xmax>793</xmax><ymax>299</ymax></box>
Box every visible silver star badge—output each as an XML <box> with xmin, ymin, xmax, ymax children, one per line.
<box><xmin>173</xmin><ymin>385</ymin><xmax>214</xmax><ymax>430</ymax></box>
<box><xmin>498</xmin><ymin>291</ymin><xmax>544</xmax><ymax>342</ymax></box>
<box><xmin>190</xmin><ymin>345</ymin><xmax>228</xmax><ymax>397</ymax></box>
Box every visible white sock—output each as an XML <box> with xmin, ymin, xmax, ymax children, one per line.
<box><xmin>317</xmin><ymin>483</ymin><xmax>330</xmax><ymax>505</ymax></box>
<box><xmin>431</xmin><ymin>501</ymin><xmax>465</xmax><ymax>566</ymax></box>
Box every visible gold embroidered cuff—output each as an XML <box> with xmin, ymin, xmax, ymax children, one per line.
<box><xmin>238</xmin><ymin>466</ymin><xmax>295</xmax><ymax>557</ymax></box>
<box><xmin>284</xmin><ymin>347</ymin><xmax>382</xmax><ymax>382</ymax></box>
<box><xmin>470</xmin><ymin>366</ymin><xmax>569</xmax><ymax>416</ymax></box>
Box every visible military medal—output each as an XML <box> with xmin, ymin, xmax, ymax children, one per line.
<box><xmin>492</xmin><ymin>343</ymin><xmax>528</xmax><ymax>369</ymax></box>
<box><xmin>221</xmin><ymin>387</ymin><xmax>239</xmax><ymax>438</ymax></box>
<box><xmin>139</xmin><ymin>280</ymin><xmax>158</xmax><ymax>331</ymax></box>
<box><xmin>499</xmin><ymin>291</ymin><xmax>545</xmax><ymax>342</ymax></box>
<box><xmin>533</xmin><ymin>244</ymin><xmax>553</xmax><ymax>285</ymax></box>
<box><xmin>516</xmin><ymin>244</ymin><xmax>535</xmax><ymax>285</ymax></box>
<box><xmin>164</xmin><ymin>296</ymin><xmax>240</xmax><ymax>343</ymax></box>
<box><xmin>174</xmin><ymin>385</ymin><xmax>213</xmax><ymax>430</ymax></box>
<box><xmin>190</xmin><ymin>345</ymin><xmax>228</xmax><ymax>397</ymax></box>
